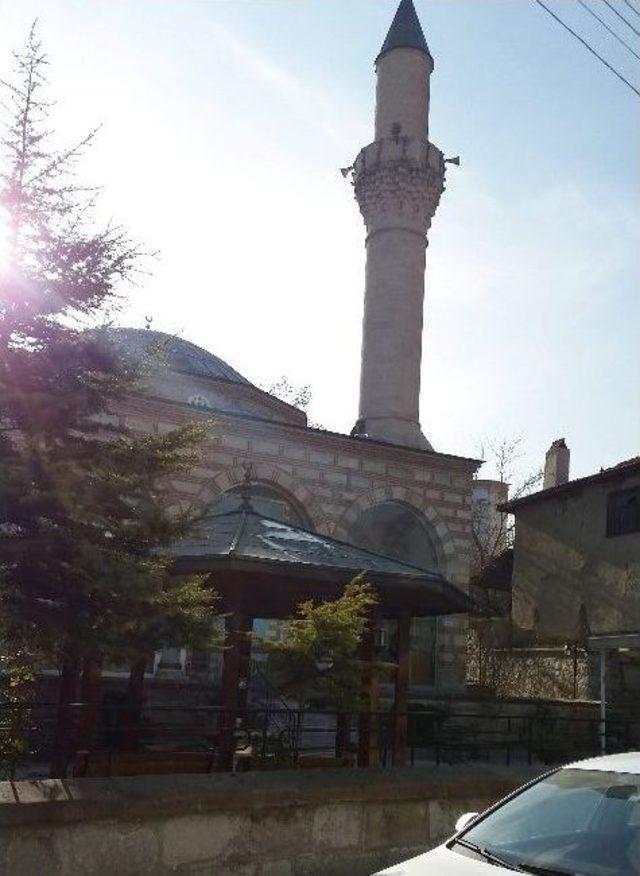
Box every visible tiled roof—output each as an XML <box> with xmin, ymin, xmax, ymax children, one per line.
<box><xmin>170</xmin><ymin>507</ymin><xmax>473</xmax><ymax>614</ymax></box>
<box><xmin>499</xmin><ymin>457</ymin><xmax>640</xmax><ymax>513</ymax></box>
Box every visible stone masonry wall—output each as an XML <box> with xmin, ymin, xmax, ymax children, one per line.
<box><xmin>117</xmin><ymin>388</ymin><xmax>478</xmax><ymax>691</ymax></box>
<box><xmin>0</xmin><ymin>766</ymin><xmax>534</xmax><ymax>876</ymax></box>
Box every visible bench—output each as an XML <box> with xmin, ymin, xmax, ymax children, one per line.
<box><xmin>72</xmin><ymin>749</ymin><xmax>217</xmax><ymax>777</ymax></box>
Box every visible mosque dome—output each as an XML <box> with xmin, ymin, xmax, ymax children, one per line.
<box><xmin>101</xmin><ymin>327</ymin><xmax>252</xmax><ymax>385</ymax></box>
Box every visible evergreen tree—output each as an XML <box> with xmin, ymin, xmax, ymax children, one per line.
<box><xmin>0</xmin><ymin>26</ymin><xmax>217</xmax><ymax>770</ymax></box>
<box><xmin>261</xmin><ymin>578</ymin><xmax>380</xmax><ymax>710</ymax></box>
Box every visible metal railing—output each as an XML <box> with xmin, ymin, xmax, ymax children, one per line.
<box><xmin>2</xmin><ymin>702</ymin><xmax>640</xmax><ymax>779</ymax></box>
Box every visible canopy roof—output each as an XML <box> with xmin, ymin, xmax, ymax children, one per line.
<box><xmin>170</xmin><ymin>505</ymin><xmax>473</xmax><ymax>618</ymax></box>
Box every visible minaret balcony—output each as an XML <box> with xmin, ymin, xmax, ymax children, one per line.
<box><xmin>352</xmin><ymin>136</ymin><xmax>445</xmax><ymax>234</ymax></box>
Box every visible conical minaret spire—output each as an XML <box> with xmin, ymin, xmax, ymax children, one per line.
<box><xmin>347</xmin><ymin>0</ymin><xmax>446</xmax><ymax>450</ymax></box>
<box><xmin>377</xmin><ymin>0</ymin><xmax>431</xmax><ymax>61</ymax></box>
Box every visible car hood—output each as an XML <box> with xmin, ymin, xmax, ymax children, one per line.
<box><xmin>374</xmin><ymin>842</ymin><xmax>512</xmax><ymax>874</ymax></box>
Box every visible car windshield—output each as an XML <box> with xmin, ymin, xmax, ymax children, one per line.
<box><xmin>459</xmin><ymin>768</ymin><xmax>640</xmax><ymax>876</ymax></box>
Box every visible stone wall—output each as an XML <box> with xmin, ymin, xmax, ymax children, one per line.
<box><xmin>118</xmin><ymin>387</ymin><xmax>478</xmax><ymax>691</ymax></box>
<box><xmin>511</xmin><ymin>468</ymin><xmax>640</xmax><ymax>641</ymax></box>
<box><xmin>0</xmin><ymin>765</ymin><xmax>534</xmax><ymax>876</ymax></box>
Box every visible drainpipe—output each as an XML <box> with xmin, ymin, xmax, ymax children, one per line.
<box><xmin>599</xmin><ymin>649</ymin><xmax>607</xmax><ymax>755</ymax></box>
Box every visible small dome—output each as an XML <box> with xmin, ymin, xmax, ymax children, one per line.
<box><xmin>101</xmin><ymin>327</ymin><xmax>251</xmax><ymax>384</ymax></box>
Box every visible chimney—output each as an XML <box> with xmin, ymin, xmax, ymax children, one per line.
<box><xmin>543</xmin><ymin>439</ymin><xmax>570</xmax><ymax>489</ymax></box>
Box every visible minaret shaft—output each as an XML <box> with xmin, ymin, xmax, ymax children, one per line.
<box><xmin>359</xmin><ymin>227</ymin><xmax>426</xmax><ymax>444</ymax></box>
<box><xmin>375</xmin><ymin>49</ymin><xmax>431</xmax><ymax>141</ymax></box>
<box><xmin>351</xmin><ymin>3</ymin><xmax>445</xmax><ymax>450</ymax></box>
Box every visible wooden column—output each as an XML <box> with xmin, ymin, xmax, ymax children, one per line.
<box><xmin>218</xmin><ymin>587</ymin><xmax>252</xmax><ymax>771</ymax></box>
<box><xmin>50</xmin><ymin>644</ymin><xmax>81</xmax><ymax>778</ymax></box>
<box><xmin>357</xmin><ymin>616</ymin><xmax>380</xmax><ymax>768</ymax></box>
<box><xmin>335</xmin><ymin>712</ymin><xmax>349</xmax><ymax>759</ymax></box>
<box><xmin>79</xmin><ymin>652</ymin><xmax>103</xmax><ymax>752</ymax></box>
<box><xmin>392</xmin><ymin>611</ymin><xmax>411</xmax><ymax>766</ymax></box>
<box><xmin>123</xmin><ymin>657</ymin><xmax>146</xmax><ymax>750</ymax></box>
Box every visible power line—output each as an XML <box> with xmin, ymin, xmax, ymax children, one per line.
<box><xmin>602</xmin><ymin>0</ymin><xmax>640</xmax><ymax>36</ymax></box>
<box><xmin>578</xmin><ymin>0</ymin><xmax>640</xmax><ymax>60</ymax></box>
<box><xmin>533</xmin><ymin>0</ymin><xmax>640</xmax><ymax>97</ymax></box>
<box><xmin>622</xmin><ymin>0</ymin><xmax>640</xmax><ymax>18</ymax></box>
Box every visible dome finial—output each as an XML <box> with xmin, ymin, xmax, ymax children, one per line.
<box><xmin>377</xmin><ymin>0</ymin><xmax>431</xmax><ymax>63</ymax></box>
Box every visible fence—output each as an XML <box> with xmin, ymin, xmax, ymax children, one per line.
<box><xmin>2</xmin><ymin>701</ymin><xmax>640</xmax><ymax>779</ymax></box>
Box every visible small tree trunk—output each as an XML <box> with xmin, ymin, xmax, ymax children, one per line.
<box><xmin>49</xmin><ymin>645</ymin><xmax>81</xmax><ymax>778</ymax></box>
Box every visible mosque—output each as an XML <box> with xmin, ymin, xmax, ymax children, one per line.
<box><xmin>104</xmin><ymin>0</ymin><xmax>482</xmax><ymax>702</ymax></box>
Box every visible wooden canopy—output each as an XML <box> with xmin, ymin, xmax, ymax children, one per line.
<box><xmin>170</xmin><ymin>504</ymin><xmax>473</xmax><ymax>618</ymax></box>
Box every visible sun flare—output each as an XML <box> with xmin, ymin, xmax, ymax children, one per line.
<box><xmin>0</xmin><ymin>205</ymin><xmax>10</xmax><ymax>272</ymax></box>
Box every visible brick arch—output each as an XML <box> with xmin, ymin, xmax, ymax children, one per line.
<box><xmin>189</xmin><ymin>462</ymin><xmax>324</xmax><ymax>531</ymax></box>
<box><xmin>337</xmin><ymin>485</ymin><xmax>457</xmax><ymax>575</ymax></box>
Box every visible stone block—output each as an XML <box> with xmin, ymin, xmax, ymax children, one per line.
<box><xmin>261</xmin><ymin>861</ymin><xmax>293</xmax><ymax>876</ymax></box>
<box><xmin>433</xmin><ymin>471</ymin><xmax>452</xmax><ymax>487</ymax></box>
<box><xmin>294</xmin><ymin>465</ymin><xmax>322</xmax><ymax>482</ymax></box>
<box><xmin>309</xmin><ymin>450</ymin><xmax>335</xmax><ymax>465</ymax></box>
<box><xmin>444</xmin><ymin>491</ymin><xmax>463</xmax><ymax>505</ymax></box>
<box><xmin>311</xmin><ymin>803</ymin><xmax>362</xmax><ymax>850</ymax></box>
<box><xmin>214</xmin><ymin>864</ymin><xmax>258</xmax><ymax>876</ymax></box>
<box><xmin>349</xmin><ymin>474</ymin><xmax>372</xmax><ymax>491</ymax></box>
<box><xmin>223</xmin><ymin>435</ymin><xmax>249</xmax><ymax>451</ymax></box>
<box><xmin>363</xmin><ymin>458</ymin><xmax>385</xmax><ymax>475</ymax></box>
<box><xmin>251</xmin><ymin>439</ymin><xmax>281</xmax><ymax>456</ymax></box>
<box><xmin>337</xmin><ymin>455</ymin><xmax>361</xmax><ymax>470</ymax></box>
<box><xmin>5</xmin><ymin>832</ymin><xmax>62</xmax><ymax>876</ymax></box>
<box><xmin>67</xmin><ymin>821</ymin><xmax>160</xmax><ymax>875</ymax></box>
<box><xmin>245</xmin><ymin>808</ymin><xmax>313</xmax><ymax>859</ymax></box>
<box><xmin>323</xmin><ymin>470</ymin><xmax>348</xmax><ymax>487</ymax></box>
<box><xmin>282</xmin><ymin>445</ymin><xmax>307</xmax><ymax>461</ymax></box>
<box><xmin>386</xmin><ymin>463</ymin><xmax>412</xmax><ymax>479</ymax></box>
<box><xmin>161</xmin><ymin>813</ymin><xmax>243</xmax><ymax>867</ymax></box>
<box><xmin>364</xmin><ymin>802</ymin><xmax>428</xmax><ymax>850</ymax></box>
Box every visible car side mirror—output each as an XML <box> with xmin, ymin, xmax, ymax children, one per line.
<box><xmin>455</xmin><ymin>812</ymin><xmax>479</xmax><ymax>833</ymax></box>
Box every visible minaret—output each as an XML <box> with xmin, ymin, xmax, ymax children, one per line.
<box><xmin>349</xmin><ymin>0</ymin><xmax>446</xmax><ymax>450</ymax></box>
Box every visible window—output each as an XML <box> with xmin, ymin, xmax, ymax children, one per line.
<box><xmin>606</xmin><ymin>487</ymin><xmax>640</xmax><ymax>537</ymax></box>
<box><xmin>209</xmin><ymin>483</ymin><xmax>307</xmax><ymax>527</ymax></box>
<box><xmin>459</xmin><ymin>768</ymin><xmax>640</xmax><ymax>875</ymax></box>
<box><xmin>188</xmin><ymin>394</ymin><xmax>213</xmax><ymax>410</ymax></box>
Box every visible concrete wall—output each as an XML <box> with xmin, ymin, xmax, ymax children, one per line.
<box><xmin>511</xmin><ymin>470</ymin><xmax>640</xmax><ymax>641</ymax></box>
<box><xmin>0</xmin><ymin>766</ymin><xmax>533</xmax><ymax>876</ymax></box>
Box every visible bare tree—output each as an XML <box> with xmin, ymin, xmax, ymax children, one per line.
<box><xmin>472</xmin><ymin>438</ymin><xmax>542</xmax><ymax>577</ymax></box>
<box><xmin>265</xmin><ymin>376</ymin><xmax>323</xmax><ymax>429</ymax></box>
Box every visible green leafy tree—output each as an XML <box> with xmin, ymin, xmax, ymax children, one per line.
<box><xmin>260</xmin><ymin>577</ymin><xmax>380</xmax><ymax>710</ymax></box>
<box><xmin>0</xmin><ymin>27</ymin><xmax>218</xmax><ymax>772</ymax></box>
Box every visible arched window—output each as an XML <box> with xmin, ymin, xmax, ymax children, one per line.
<box><xmin>209</xmin><ymin>482</ymin><xmax>309</xmax><ymax>528</ymax></box>
<box><xmin>349</xmin><ymin>501</ymin><xmax>439</xmax><ymax>571</ymax></box>
<box><xmin>349</xmin><ymin>501</ymin><xmax>441</xmax><ymax>687</ymax></box>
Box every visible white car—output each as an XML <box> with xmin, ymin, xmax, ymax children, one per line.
<box><xmin>375</xmin><ymin>752</ymin><xmax>640</xmax><ymax>875</ymax></box>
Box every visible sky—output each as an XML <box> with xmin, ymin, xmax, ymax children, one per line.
<box><xmin>0</xmin><ymin>0</ymin><xmax>638</xmax><ymax>486</ymax></box>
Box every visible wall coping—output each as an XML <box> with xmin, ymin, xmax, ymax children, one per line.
<box><xmin>0</xmin><ymin>765</ymin><xmax>537</xmax><ymax>829</ymax></box>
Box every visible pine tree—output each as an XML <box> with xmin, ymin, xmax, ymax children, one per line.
<box><xmin>0</xmin><ymin>27</ymin><xmax>217</xmax><ymax>772</ymax></box>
